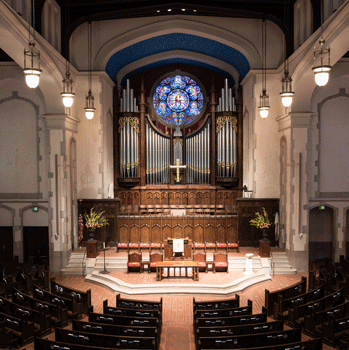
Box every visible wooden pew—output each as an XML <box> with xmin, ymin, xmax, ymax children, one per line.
<box><xmin>321</xmin><ymin>314</ymin><xmax>349</xmax><ymax>347</ymax></box>
<box><xmin>55</xmin><ymin>327</ymin><xmax>157</xmax><ymax>350</ymax></box>
<box><xmin>89</xmin><ymin>312</ymin><xmax>160</xmax><ymax>328</ymax></box>
<box><xmin>303</xmin><ymin>299</ymin><xmax>349</xmax><ymax>337</ymax></box>
<box><xmin>194</xmin><ymin>309</ymin><xmax>267</xmax><ymax>330</ymax></box>
<box><xmin>116</xmin><ymin>294</ymin><xmax>162</xmax><ymax>311</ymax></box>
<box><xmin>0</xmin><ymin>319</ymin><xmax>18</xmax><ymax>349</ymax></box>
<box><xmin>274</xmin><ymin>284</ymin><xmax>325</xmax><ymax>319</ymax></box>
<box><xmin>33</xmin><ymin>283</ymin><xmax>82</xmax><ymax>319</ymax></box>
<box><xmin>288</xmin><ymin>287</ymin><xmax>345</xmax><ymax>327</ymax></box>
<box><xmin>197</xmin><ymin>328</ymin><xmax>301</xmax><ymax>350</ymax></box>
<box><xmin>195</xmin><ymin>319</ymin><xmax>283</xmax><ymax>341</ymax></box>
<box><xmin>12</xmin><ymin>286</ymin><xmax>68</xmax><ymax>327</ymax></box>
<box><xmin>51</xmin><ymin>277</ymin><xmax>93</xmax><ymax>315</ymax></box>
<box><xmin>73</xmin><ymin>319</ymin><xmax>160</xmax><ymax>349</ymax></box>
<box><xmin>194</xmin><ymin>300</ymin><xmax>252</xmax><ymax>320</ymax></box>
<box><xmin>35</xmin><ymin>337</ymin><xmax>154</xmax><ymax>350</ymax></box>
<box><xmin>193</xmin><ymin>295</ymin><xmax>239</xmax><ymax>311</ymax></box>
<box><xmin>103</xmin><ymin>299</ymin><xmax>161</xmax><ymax>319</ymax></box>
<box><xmin>199</xmin><ymin>338</ymin><xmax>322</xmax><ymax>350</ymax></box>
<box><xmin>0</xmin><ymin>310</ymin><xmax>35</xmax><ymax>346</ymax></box>
<box><xmin>265</xmin><ymin>276</ymin><xmax>306</xmax><ymax>316</ymax></box>
<box><xmin>0</xmin><ymin>293</ymin><xmax>52</xmax><ymax>336</ymax></box>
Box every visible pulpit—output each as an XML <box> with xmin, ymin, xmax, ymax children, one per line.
<box><xmin>164</xmin><ymin>237</ymin><xmax>192</xmax><ymax>260</ymax></box>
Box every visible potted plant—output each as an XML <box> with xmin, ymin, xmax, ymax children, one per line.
<box><xmin>84</xmin><ymin>207</ymin><xmax>109</xmax><ymax>241</ymax></box>
<box><xmin>249</xmin><ymin>207</ymin><xmax>271</xmax><ymax>241</ymax></box>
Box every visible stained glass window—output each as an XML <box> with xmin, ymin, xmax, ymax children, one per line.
<box><xmin>153</xmin><ymin>74</ymin><xmax>205</xmax><ymax>127</ymax></box>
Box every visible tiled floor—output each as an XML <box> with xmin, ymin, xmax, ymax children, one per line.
<box><xmin>18</xmin><ymin>247</ymin><xmax>336</xmax><ymax>350</ymax></box>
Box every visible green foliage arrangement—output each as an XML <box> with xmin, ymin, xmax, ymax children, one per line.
<box><xmin>84</xmin><ymin>207</ymin><xmax>109</xmax><ymax>229</ymax></box>
<box><xmin>249</xmin><ymin>207</ymin><xmax>270</xmax><ymax>229</ymax></box>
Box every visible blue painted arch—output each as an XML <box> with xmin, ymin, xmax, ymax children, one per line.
<box><xmin>105</xmin><ymin>33</ymin><xmax>250</xmax><ymax>83</ymax></box>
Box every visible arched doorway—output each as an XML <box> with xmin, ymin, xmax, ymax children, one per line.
<box><xmin>309</xmin><ymin>206</ymin><xmax>335</xmax><ymax>262</ymax></box>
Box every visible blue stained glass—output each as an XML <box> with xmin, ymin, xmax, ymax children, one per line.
<box><xmin>153</xmin><ymin>74</ymin><xmax>205</xmax><ymax>126</ymax></box>
<box><xmin>157</xmin><ymin>102</ymin><xmax>171</xmax><ymax>116</ymax></box>
<box><xmin>167</xmin><ymin>90</ymin><xmax>189</xmax><ymax>112</ymax></box>
<box><xmin>183</xmin><ymin>76</ymin><xmax>196</xmax><ymax>85</ymax></box>
<box><xmin>170</xmin><ymin>75</ymin><xmax>186</xmax><ymax>90</ymax></box>
<box><xmin>161</xmin><ymin>77</ymin><xmax>173</xmax><ymax>85</ymax></box>
<box><xmin>186</xmin><ymin>85</ymin><xmax>200</xmax><ymax>100</ymax></box>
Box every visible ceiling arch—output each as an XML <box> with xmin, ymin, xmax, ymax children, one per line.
<box><xmin>116</xmin><ymin>50</ymin><xmax>240</xmax><ymax>86</ymax></box>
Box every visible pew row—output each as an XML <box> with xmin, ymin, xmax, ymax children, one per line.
<box><xmin>0</xmin><ymin>310</ymin><xmax>35</xmax><ymax>346</ymax></box>
<box><xmin>73</xmin><ymin>319</ymin><xmax>160</xmax><ymax>349</ymax></box>
<box><xmin>35</xmin><ymin>337</ymin><xmax>154</xmax><ymax>350</ymax></box>
<box><xmin>12</xmin><ymin>286</ymin><xmax>68</xmax><ymax>327</ymax></box>
<box><xmin>0</xmin><ymin>293</ymin><xmax>52</xmax><ymax>336</ymax></box>
<box><xmin>197</xmin><ymin>328</ymin><xmax>301</xmax><ymax>350</ymax></box>
<box><xmin>56</xmin><ymin>327</ymin><xmax>157</xmax><ymax>350</ymax></box>
<box><xmin>194</xmin><ymin>308</ymin><xmax>267</xmax><ymax>330</ymax></box>
<box><xmin>89</xmin><ymin>312</ymin><xmax>160</xmax><ymax>328</ymax></box>
<box><xmin>303</xmin><ymin>300</ymin><xmax>349</xmax><ymax>337</ymax></box>
<box><xmin>274</xmin><ymin>284</ymin><xmax>325</xmax><ymax>319</ymax></box>
<box><xmin>51</xmin><ymin>277</ymin><xmax>93</xmax><ymax>315</ymax></box>
<box><xmin>193</xmin><ymin>295</ymin><xmax>239</xmax><ymax>311</ymax></box>
<box><xmin>116</xmin><ymin>294</ymin><xmax>162</xmax><ymax>311</ymax></box>
<box><xmin>288</xmin><ymin>287</ymin><xmax>345</xmax><ymax>328</ymax></box>
<box><xmin>195</xmin><ymin>319</ymin><xmax>284</xmax><ymax>342</ymax></box>
<box><xmin>33</xmin><ymin>283</ymin><xmax>82</xmax><ymax>319</ymax></box>
<box><xmin>265</xmin><ymin>276</ymin><xmax>306</xmax><ymax>316</ymax></box>
<box><xmin>199</xmin><ymin>338</ymin><xmax>322</xmax><ymax>350</ymax></box>
<box><xmin>0</xmin><ymin>319</ymin><xmax>18</xmax><ymax>349</ymax></box>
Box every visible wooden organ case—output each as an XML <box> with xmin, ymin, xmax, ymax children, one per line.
<box><xmin>79</xmin><ymin>72</ymin><xmax>279</xmax><ymax>247</ymax></box>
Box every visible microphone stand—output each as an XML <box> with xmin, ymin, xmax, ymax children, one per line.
<box><xmin>100</xmin><ymin>242</ymin><xmax>109</xmax><ymax>274</ymax></box>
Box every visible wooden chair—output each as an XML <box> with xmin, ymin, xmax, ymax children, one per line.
<box><xmin>149</xmin><ymin>252</ymin><xmax>163</xmax><ymax>273</ymax></box>
<box><xmin>213</xmin><ymin>252</ymin><xmax>228</xmax><ymax>273</ymax></box>
<box><xmin>193</xmin><ymin>252</ymin><xmax>208</xmax><ymax>273</ymax></box>
<box><xmin>127</xmin><ymin>252</ymin><xmax>142</xmax><ymax>273</ymax></box>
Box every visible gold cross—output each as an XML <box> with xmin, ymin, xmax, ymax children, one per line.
<box><xmin>170</xmin><ymin>159</ymin><xmax>186</xmax><ymax>183</ymax></box>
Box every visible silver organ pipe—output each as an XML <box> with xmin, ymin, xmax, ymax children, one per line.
<box><xmin>119</xmin><ymin>117</ymin><xmax>139</xmax><ymax>178</ymax></box>
<box><xmin>145</xmin><ymin>118</ymin><xmax>170</xmax><ymax>184</ymax></box>
<box><xmin>216</xmin><ymin>116</ymin><xmax>237</xmax><ymax>178</ymax></box>
<box><xmin>186</xmin><ymin>121</ymin><xmax>210</xmax><ymax>184</ymax></box>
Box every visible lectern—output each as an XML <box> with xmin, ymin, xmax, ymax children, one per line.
<box><xmin>164</xmin><ymin>237</ymin><xmax>192</xmax><ymax>260</ymax></box>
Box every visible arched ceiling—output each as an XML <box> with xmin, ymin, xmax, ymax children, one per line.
<box><xmin>105</xmin><ymin>33</ymin><xmax>250</xmax><ymax>85</ymax></box>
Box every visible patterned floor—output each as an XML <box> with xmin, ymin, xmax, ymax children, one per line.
<box><xmin>19</xmin><ymin>270</ymin><xmax>336</xmax><ymax>350</ymax></box>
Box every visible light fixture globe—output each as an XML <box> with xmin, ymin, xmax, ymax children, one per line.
<box><xmin>259</xmin><ymin>89</ymin><xmax>269</xmax><ymax>118</ymax></box>
<box><xmin>61</xmin><ymin>71</ymin><xmax>75</xmax><ymax>107</ymax></box>
<box><xmin>61</xmin><ymin>93</ymin><xmax>75</xmax><ymax>108</ymax></box>
<box><xmin>280</xmin><ymin>92</ymin><xmax>294</xmax><ymax>107</ymax></box>
<box><xmin>24</xmin><ymin>68</ymin><xmax>41</xmax><ymax>88</ymax></box>
<box><xmin>259</xmin><ymin>106</ymin><xmax>269</xmax><ymax>118</ymax></box>
<box><xmin>313</xmin><ymin>66</ymin><xmax>331</xmax><ymax>87</ymax></box>
<box><xmin>84</xmin><ymin>90</ymin><xmax>95</xmax><ymax>120</ymax></box>
<box><xmin>23</xmin><ymin>42</ymin><xmax>41</xmax><ymax>89</ymax></box>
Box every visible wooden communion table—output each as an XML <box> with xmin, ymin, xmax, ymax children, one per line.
<box><xmin>155</xmin><ymin>261</ymin><xmax>200</xmax><ymax>281</ymax></box>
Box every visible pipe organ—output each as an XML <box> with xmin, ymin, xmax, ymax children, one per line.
<box><xmin>146</xmin><ymin>118</ymin><xmax>170</xmax><ymax>185</ymax></box>
<box><xmin>186</xmin><ymin>121</ymin><xmax>210</xmax><ymax>184</ymax></box>
<box><xmin>116</xmin><ymin>73</ymin><xmax>241</xmax><ymax>189</ymax></box>
<box><xmin>217</xmin><ymin>116</ymin><xmax>237</xmax><ymax>178</ymax></box>
<box><xmin>119</xmin><ymin>117</ymin><xmax>139</xmax><ymax>178</ymax></box>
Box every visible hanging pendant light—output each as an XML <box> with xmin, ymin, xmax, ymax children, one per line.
<box><xmin>312</xmin><ymin>0</ymin><xmax>331</xmax><ymax>87</ymax></box>
<box><xmin>23</xmin><ymin>0</ymin><xmax>41</xmax><ymax>89</ymax></box>
<box><xmin>259</xmin><ymin>18</ymin><xmax>270</xmax><ymax>118</ymax></box>
<box><xmin>280</xmin><ymin>69</ymin><xmax>294</xmax><ymax>107</ymax></box>
<box><xmin>61</xmin><ymin>0</ymin><xmax>74</xmax><ymax>108</ymax></box>
<box><xmin>61</xmin><ymin>70</ymin><xmax>75</xmax><ymax>107</ymax></box>
<box><xmin>84</xmin><ymin>21</ymin><xmax>95</xmax><ymax>119</ymax></box>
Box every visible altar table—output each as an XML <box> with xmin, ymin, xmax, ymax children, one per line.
<box><xmin>155</xmin><ymin>261</ymin><xmax>200</xmax><ymax>281</ymax></box>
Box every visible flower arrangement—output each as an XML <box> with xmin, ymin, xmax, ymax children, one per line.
<box><xmin>249</xmin><ymin>207</ymin><xmax>270</xmax><ymax>229</ymax></box>
<box><xmin>84</xmin><ymin>207</ymin><xmax>109</xmax><ymax>229</ymax></box>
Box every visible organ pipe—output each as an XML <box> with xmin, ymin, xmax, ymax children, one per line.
<box><xmin>145</xmin><ymin>118</ymin><xmax>170</xmax><ymax>184</ymax></box>
<box><xmin>186</xmin><ymin>121</ymin><xmax>210</xmax><ymax>184</ymax></box>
